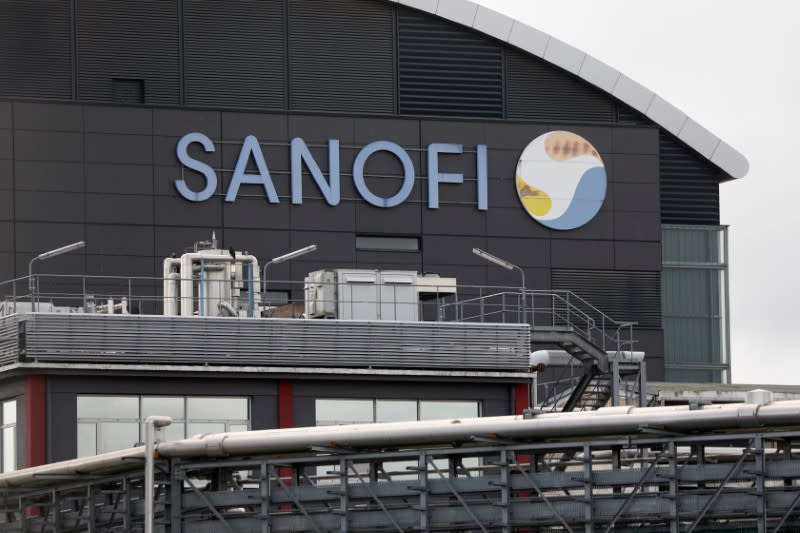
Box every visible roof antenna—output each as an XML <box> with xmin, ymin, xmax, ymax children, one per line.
<box><xmin>211</xmin><ymin>231</ymin><xmax>217</xmax><ymax>249</ymax></box>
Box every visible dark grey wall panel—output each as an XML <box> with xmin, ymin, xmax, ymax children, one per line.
<box><xmin>288</xmin><ymin>0</ymin><xmax>394</xmax><ymax>114</ymax></box>
<box><xmin>14</xmin><ymin>103</ymin><xmax>83</xmax><ymax>132</ymax></box>
<box><xmin>0</xmin><ymin>0</ymin><xmax>72</xmax><ymax>100</ymax></box>
<box><xmin>398</xmin><ymin>8</ymin><xmax>502</xmax><ymax>118</ymax></box>
<box><xmin>14</xmin><ymin>161</ymin><xmax>83</xmax><ymax>193</ymax></box>
<box><xmin>506</xmin><ymin>49</ymin><xmax>614</xmax><ymax>123</ymax></box>
<box><xmin>184</xmin><ymin>0</ymin><xmax>286</xmax><ymax>109</ymax></box>
<box><xmin>660</xmin><ymin>131</ymin><xmax>720</xmax><ymax>225</ymax></box>
<box><xmin>552</xmin><ymin>269</ymin><xmax>662</xmax><ymax>329</ymax></box>
<box><xmin>76</xmin><ymin>0</ymin><xmax>180</xmax><ymax>104</ymax></box>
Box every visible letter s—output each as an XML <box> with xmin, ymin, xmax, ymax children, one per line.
<box><xmin>174</xmin><ymin>132</ymin><xmax>217</xmax><ymax>202</ymax></box>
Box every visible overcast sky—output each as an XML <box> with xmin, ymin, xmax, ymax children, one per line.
<box><xmin>473</xmin><ymin>0</ymin><xmax>800</xmax><ymax>384</ymax></box>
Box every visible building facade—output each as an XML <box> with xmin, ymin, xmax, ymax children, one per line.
<box><xmin>0</xmin><ymin>0</ymin><xmax>745</xmax><ymax>470</ymax></box>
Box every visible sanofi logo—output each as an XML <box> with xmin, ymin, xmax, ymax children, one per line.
<box><xmin>515</xmin><ymin>131</ymin><xmax>606</xmax><ymax>230</ymax></box>
<box><xmin>174</xmin><ymin>133</ymin><xmax>488</xmax><ymax>211</ymax></box>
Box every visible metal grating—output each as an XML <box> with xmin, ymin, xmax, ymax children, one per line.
<box><xmin>76</xmin><ymin>0</ymin><xmax>180</xmax><ymax>104</ymax></box>
<box><xmin>288</xmin><ymin>0</ymin><xmax>394</xmax><ymax>114</ymax></box>
<box><xmin>183</xmin><ymin>0</ymin><xmax>286</xmax><ymax>110</ymax></box>
<box><xmin>21</xmin><ymin>313</ymin><xmax>530</xmax><ymax>371</ymax></box>
<box><xmin>0</xmin><ymin>315</ymin><xmax>19</xmax><ymax>366</ymax></box>
<box><xmin>0</xmin><ymin>0</ymin><xmax>73</xmax><ymax>100</ymax></box>
<box><xmin>506</xmin><ymin>48</ymin><xmax>615</xmax><ymax>123</ymax></box>
<box><xmin>660</xmin><ymin>131</ymin><xmax>721</xmax><ymax>224</ymax></box>
<box><xmin>552</xmin><ymin>269</ymin><xmax>662</xmax><ymax>329</ymax></box>
<box><xmin>397</xmin><ymin>7</ymin><xmax>503</xmax><ymax>118</ymax></box>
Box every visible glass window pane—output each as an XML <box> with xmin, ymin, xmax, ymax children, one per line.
<box><xmin>356</xmin><ymin>236</ymin><xmax>420</xmax><ymax>252</ymax></box>
<box><xmin>229</xmin><ymin>424</ymin><xmax>249</xmax><ymax>433</ymax></box>
<box><xmin>78</xmin><ymin>396</ymin><xmax>138</xmax><ymax>419</ymax></box>
<box><xmin>316</xmin><ymin>399</ymin><xmax>373</xmax><ymax>426</ymax></box>
<box><xmin>187</xmin><ymin>398</ymin><xmax>248</xmax><ymax>420</ymax></box>
<box><xmin>78</xmin><ymin>423</ymin><xmax>97</xmax><ymax>458</ymax></box>
<box><xmin>420</xmin><ymin>401</ymin><xmax>479</xmax><ymax>421</ymax></box>
<box><xmin>2</xmin><ymin>426</ymin><xmax>15</xmax><ymax>472</ymax></box>
<box><xmin>376</xmin><ymin>400</ymin><xmax>417</xmax><ymax>423</ymax></box>
<box><xmin>142</xmin><ymin>397</ymin><xmax>184</xmax><ymax>420</ymax></box>
<box><xmin>187</xmin><ymin>422</ymin><xmax>226</xmax><ymax>436</ymax></box>
<box><xmin>100</xmin><ymin>422</ymin><xmax>139</xmax><ymax>453</ymax></box>
<box><xmin>3</xmin><ymin>400</ymin><xmax>16</xmax><ymax>425</ymax></box>
<box><xmin>160</xmin><ymin>422</ymin><xmax>185</xmax><ymax>442</ymax></box>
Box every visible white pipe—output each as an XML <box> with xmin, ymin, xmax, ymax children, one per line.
<box><xmin>177</xmin><ymin>251</ymin><xmax>261</xmax><ymax>317</ymax></box>
<box><xmin>2</xmin><ymin>398</ymin><xmax>797</xmax><ymax>489</ymax></box>
<box><xmin>530</xmin><ymin>350</ymin><xmax>645</xmax><ymax>368</ymax></box>
<box><xmin>144</xmin><ymin>416</ymin><xmax>172</xmax><ymax>533</ymax></box>
<box><xmin>162</xmin><ymin>258</ymin><xmax>181</xmax><ymax>316</ymax></box>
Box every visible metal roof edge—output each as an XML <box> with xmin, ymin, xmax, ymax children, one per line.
<box><xmin>386</xmin><ymin>0</ymin><xmax>749</xmax><ymax>179</ymax></box>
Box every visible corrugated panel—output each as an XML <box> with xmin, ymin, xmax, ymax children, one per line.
<box><xmin>112</xmin><ymin>78</ymin><xmax>144</xmax><ymax>104</ymax></box>
<box><xmin>552</xmin><ymin>269</ymin><xmax>662</xmax><ymax>329</ymax></box>
<box><xmin>183</xmin><ymin>0</ymin><xmax>286</xmax><ymax>109</ymax></box>
<box><xmin>616</xmin><ymin>103</ymin><xmax>651</xmax><ymax>125</ymax></box>
<box><xmin>0</xmin><ymin>315</ymin><xmax>19</xmax><ymax>366</ymax></box>
<box><xmin>0</xmin><ymin>0</ymin><xmax>72</xmax><ymax>100</ymax></box>
<box><xmin>288</xmin><ymin>0</ymin><xmax>394</xmax><ymax>114</ymax></box>
<box><xmin>22</xmin><ymin>314</ymin><xmax>530</xmax><ymax>371</ymax></box>
<box><xmin>506</xmin><ymin>49</ymin><xmax>615</xmax><ymax>123</ymax></box>
<box><xmin>76</xmin><ymin>0</ymin><xmax>179</xmax><ymax>104</ymax></box>
<box><xmin>397</xmin><ymin>8</ymin><xmax>503</xmax><ymax>118</ymax></box>
<box><xmin>660</xmin><ymin>131</ymin><xmax>721</xmax><ymax>224</ymax></box>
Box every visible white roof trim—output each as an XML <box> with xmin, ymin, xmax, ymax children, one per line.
<box><xmin>388</xmin><ymin>0</ymin><xmax>749</xmax><ymax>179</ymax></box>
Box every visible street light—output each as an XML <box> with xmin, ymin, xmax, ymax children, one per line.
<box><xmin>28</xmin><ymin>241</ymin><xmax>86</xmax><ymax>310</ymax></box>
<box><xmin>261</xmin><ymin>244</ymin><xmax>318</xmax><ymax>302</ymax></box>
<box><xmin>473</xmin><ymin>247</ymin><xmax>527</xmax><ymax>324</ymax></box>
<box><xmin>144</xmin><ymin>415</ymin><xmax>172</xmax><ymax>533</ymax></box>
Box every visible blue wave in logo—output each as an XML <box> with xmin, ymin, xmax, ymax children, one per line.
<box><xmin>544</xmin><ymin>167</ymin><xmax>607</xmax><ymax>230</ymax></box>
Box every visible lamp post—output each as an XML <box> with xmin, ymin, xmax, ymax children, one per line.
<box><xmin>144</xmin><ymin>415</ymin><xmax>172</xmax><ymax>533</ymax></box>
<box><xmin>473</xmin><ymin>247</ymin><xmax>527</xmax><ymax>325</ymax></box>
<box><xmin>28</xmin><ymin>240</ymin><xmax>86</xmax><ymax>311</ymax></box>
<box><xmin>261</xmin><ymin>244</ymin><xmax>318</xmax><ymax>303</ymax></box>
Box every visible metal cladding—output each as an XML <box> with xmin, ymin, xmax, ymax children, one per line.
<box><xmin>1</xmin><ymin>398</ymin><xmax>797</xmax><ymax>489</ymax></box>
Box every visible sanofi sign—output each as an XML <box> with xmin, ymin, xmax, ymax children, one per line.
<box><xmin>174</xmin><ymin>132</ymin><xmax>488</xmax><ymax>210</ymax></box>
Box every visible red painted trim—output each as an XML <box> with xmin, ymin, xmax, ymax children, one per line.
<box><xmin>24</xmin><ymin>375</ymin><xmax>46</xmax><ymax>468</ymax></box>
<box><xmin>278</xmin><ymin>380</ymin><xmax>293</xmax><ymax>429</ymax></box>
<box><xmin>514</xmin><ymin>383</ymin><xmax>529</xmax><ymax>415</ymax></box>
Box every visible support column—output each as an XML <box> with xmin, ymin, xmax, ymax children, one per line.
<box><xmin>278</xmin><ymin>380</ymin><xmax>293</xmax><ymax>429</ymax></box>
<box><xmin>24</xmin><ymin>375</ymin><xmax>46</xmax><ymax>468</ymax></box>
<box><xmin>514</xmin><ymin>383</ymin><xmax>528</xmax><ymax>414</ymax></box>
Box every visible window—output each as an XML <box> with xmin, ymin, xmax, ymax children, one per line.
<box><xmin>316</xmin><ymin>398</ymin><xmax>480</xmax><ymax>426</ymax></box>
<box><xmin>356</xmin><ymin>235</ymin><xmax>420</xmax><ymax>252</ymax></box>
<box><xmin>662</xmin><ymin>225</ymin><xmax>730</xmax><ymax>383</ymax></box>
<box><xmin>77</xmin><ymin>395</ymin><xmax>249</xmax><ymax>457</ymax></box>
<box><xmin>1</xmin><ymin>399</ymin><xmax>16</xmax><ymax>472</ymax></box>
<box><xmin>315</xmin><ymin>399</ymin><xmax>481</xmax><ymax>482</ymax></box>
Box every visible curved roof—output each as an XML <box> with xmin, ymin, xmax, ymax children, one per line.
<box><xmin>384</xmin><ymin>0</ymin><xmax>749</xmax><ymax>179</ymax></box>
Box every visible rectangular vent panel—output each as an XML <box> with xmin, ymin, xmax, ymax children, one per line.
<box><xmin>76</xmin><ymin>0</ymin><xmax>180</xmax><ymax>104</ymax></box>
<box><xmin>0</xmin><ymin>0</ymin><xmax>72</xmax><ymax>100</ymax></box>
<box><xmin>288</xmin><ymin>0</ymin><xmax>394</xmax><ymax>114</ymax></box>
<box><xmin>552</xmin><ymin>269</ymin><xmax>662</xmax><ymax>329</ymax></box>
<box><xmin>660</xmin><ymin>131</ymin><xmax>721</xmax><ymax>225</ymax></box>
<box><xmin>506</xmin><ymin>48</ymin><xmax>615</xmax><ymax>123</ymax></box>
<box><xmin>397</xmin><ymin>8</ymin><xmax>503</xmax><ymax>118</ymax></box>
<box><xmin>184</xmin><ymin>0</ymin><xmax>286</xmax><ymax>109</ymax></box>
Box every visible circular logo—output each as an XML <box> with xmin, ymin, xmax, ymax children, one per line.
<box><xmin>515</xmin><ymin>131</ymin><xmax>607</xmax><ymax>230</ymax></box>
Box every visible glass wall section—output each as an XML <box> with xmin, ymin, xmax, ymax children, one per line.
<box><xmin>662</xmin><ymin>225</ymin><xmax>730</xmax><ymax>383</ymax></box>
<box><xmin>77</xmin><ymin>396</ymin><xmax>249</xmax><ymax>457</ymax></box>
<box><xmin>316</xmin><ymin>398</ymin><xmax>481</xmax><ymax>426</ymax></box>
<box><xmin>1</xmin><ymin>399</ymin><xmax>17</xmax><ymax>472</ymax></box>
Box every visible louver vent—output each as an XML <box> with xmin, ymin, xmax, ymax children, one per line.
<box><xmin>288</xmin><ymin>0</ymin><xmax>394</xmax><ymax>114</ymax></box>
<box><xmin>112</xmin><ymin>79</ymin><xmax>144</xmax><ymax>104</ymax></box>
<box><xmin>506</xmin><ymin>49</ymin><xmax>615</xmax><ymax>123</ymax></box>
<box><xmin>0</xmin><ymin>0</ymin><xmax>72</xmax><ymax>100</ymax></box>
<box><xmin>616</xmin><ymin>103</ymin><xmax>651</xmax><ymax>126</ymax></box>
<box><xmin>76</xmin><ymin>0</ymin><xmax>180</xmax><ymax>104</ymax></box>
<box><xmin>397</xmin><ymin>8</ymin><xmax>503</xmax><ymax>118</ymax></box>
<box><xmin>552</xmin><ymin>269</ymin><xmax>662</xmax><ymax>329</ymax></box>
<box><xmin>184</xmin><ymin>0</ymin><xmax>286</xmax><ymax>110</ymax></box>
<box><xmin>660</xmin><ymin>131</ymin><xmax>720</xmax><ymax>224</ymax></box>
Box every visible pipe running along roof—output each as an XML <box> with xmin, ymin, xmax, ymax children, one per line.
<box><xmin>385</xmin><ymin>0</ymin><xmax>749</xmax><ymax>179</ymax></box>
